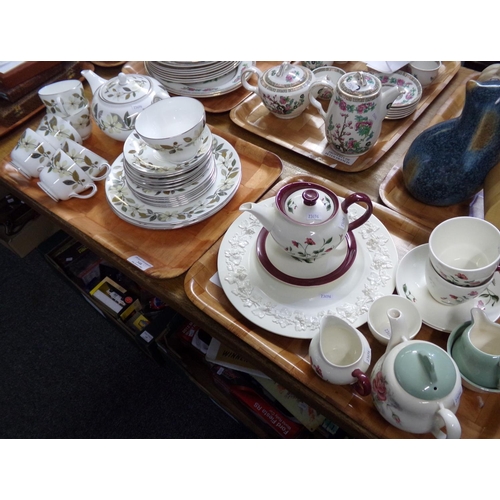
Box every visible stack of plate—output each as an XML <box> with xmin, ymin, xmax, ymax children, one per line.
<box><xmin>370</xmin><ymin>70</ymin><xmax>423</xmax><ymax>120</ymax></box>
<box><xmin>144</xmin><ymin>61</ymin><xmax>255</xmax><ymax>98</ymax></box>
<box><xmin>105</xmin><ymin>129</ymin><xmax>242</xmax><ymax>230</ymax></box>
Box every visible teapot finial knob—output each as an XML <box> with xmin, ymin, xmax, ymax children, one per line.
<box><xmin>117</xmin><ymin>72</ymin><xmax>129</xmax><ymax>85</ymax></box>
<box><xmin>302</xmin><ymin>189</ymin><xmax>319</xmax><ymax>206</ymax></box>
<box><xmin>357</xmin><ymin>71</ymin><xmax>366</xmax><ymax>87</ymax></box>
<box><xmin>277</xmin><ymin>61</ymin><xmax>291</xmax><ymax>77</ymax></box>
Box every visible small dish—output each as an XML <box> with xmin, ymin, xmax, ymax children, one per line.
<box><xmin>368</xmin><ymin>294</ymin><xmax>422</xmax><ymax>344</ymax></box>
<box><xmin>447</xmin><ymin>321</ymin><xmax>500</xmax><ymax>394</ymax></box>
<box><xmin>395</xmin><ymin>244</ymin><xmax>500</xmax><ymax>332</ymax></box>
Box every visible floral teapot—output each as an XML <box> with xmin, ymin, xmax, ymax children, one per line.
<box><xmin>239</xmin><ymin>181</ymin><xmax>373</xmax><ymax>264</ymax></box>
<box><xmin>81</xmin><ymin>69</ymin><xmax>170</xmax><ymax>141</ymax></box>
<box><xmin>309</xmin><ymin>71</ymin><xmax>404</xmax><ymax>156</ymax></box>
<box><xmin>370</xmin><ymin>308</ymin><xmax>462</xmax><ymax>438</ymax></box>
<box><xmin>241</xmin><ymin>61</ymin><xmax>314</xmax><ymax>119</ymax></box>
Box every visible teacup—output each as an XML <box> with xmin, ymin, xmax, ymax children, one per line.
<box><xmin>36</xmin><ymin>113</ymin><xmax>83</xmax><ymax>148</ymax></box>
<box><xmin>65</xmin><ymin>99</ymin><xmax>92</xmax><ymax>140</ymax></box>
<box><xmin>38</xmin><ymin>79</ymin><xmax>86</xmax><ymax>118</ymax></box>
<box><xmin>451</xmin><ymin>308</ymin><xmax>500</xmax><ymax>389</ymax></box>
<box><xmin>10</xmin><ymin>128</ymin><xmax>56</xmax><ymax>179</ymax></box>
<box><xmin>408</xmin><ymin>61</ymin><xmax>442</xmax><ymax>87</ymax></box>
<box><xmin>134</xmin><ymin>96</ymin><xmax>206</xmax><ymax>163</ymax></box>
<box><xmin>429</xmin><ymin>216</ymin><xmax>500</xmax><ymax>287</ymax></box>
<box><xmin>424</xmin><ymin>257</ymin><xmax>494</xmax><ymax>306</ymax></box>
<box><xmin>312</xmin><ymin>66</ymin><xmax>346</xmax><ymax>99</ymax></box>
<box><xmin>309</xmin><ymin>315</ymin><xmax>371</xmax><ymax>396</ymax></box>
<box><xmin>58</xmin><ymin>138</ymin><xmax>110</xmax><ymax>181</ymax></box>
<box><xmin>38</xmin><ymin>149</ymin><xmax>97</xmax><ymax>202</ymax></box>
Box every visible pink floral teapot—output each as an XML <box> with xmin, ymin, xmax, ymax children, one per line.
<box><xmin>239</xmin><ymin>181</ymin><xmax>372</xmax><ymax>264</ymax></box>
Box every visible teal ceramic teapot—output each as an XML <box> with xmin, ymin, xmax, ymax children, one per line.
<box><xmin>402</xmin><ymin>78</ymin><xmax>500</xmax><ymax>206</ymax></box>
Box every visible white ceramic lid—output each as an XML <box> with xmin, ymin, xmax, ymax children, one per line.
<box><xmin>262</xmin><ymin>62</ymin><xmax>313</xmax><ymax>92</ymax></box>
<box><xmin>338</xmin><ymin>71</ymin><xmax>381</xmax><ymax>99</ymax></box>
<box><xmin>276</xmin><ymin>182</ymin><xmax>337</xmax><ymax>225</ymax></box>
<box><xmin>98</xmin><ymin>73</ymin><xmax>153</xmax><ymax>104</ymax></box>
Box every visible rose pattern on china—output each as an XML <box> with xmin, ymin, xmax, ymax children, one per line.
<box><xmin>261</xmin><ymin>93</ymin><xmax>306</xmax><ymax>117</ymax></box>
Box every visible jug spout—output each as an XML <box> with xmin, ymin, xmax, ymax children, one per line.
<box><xmin>81</xmin><ymin>69</ymin><xmax>107</xmax><ymax>96</ymax></box>
<box><xmin>381</xmin><ymin>84</ymin><xmax>405</xmax><ymax>112</ymax></box>
<box><xmin>239</xmin><ymin>202</ymin><xmax>277</xmax><ymax>233</ymax></box>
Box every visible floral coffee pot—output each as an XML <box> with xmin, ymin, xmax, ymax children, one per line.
<box><xmin>370</xmin><ymin>308</ymin><xmax>462</xmax><ymax>438</ymax></box>
<box><xmin>241</xmin><ymin>61</ymin><xmax>314</xmax><ymax>119</ymax></box>
<box><xmin>239</xmin><ymin>181</ymin><xmax>373</xmax><ymax>263</ymax></box>
<box><xmin>309</xmin><ymin>71</ymin><xmax>404</xmax><ymax>156</ymax></box>
<box><xmin>81</xmin><ymin>69</ymin><xmax>170</xmax><ymax>141</ymax></box>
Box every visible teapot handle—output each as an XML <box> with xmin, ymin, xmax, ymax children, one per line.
<box><xmin>241</xmin><ymin>66</ymin><xmax>262</xmax><ymax>95</ymax></box>
<box><xmin>351</xmin><ymin>369</ymin><xmax>371</xmax><ymax>396</ymax></box>
<box><xmin>341</xmin><ymin>193</ymin><xmax>373</xmax><ymax>231</ymax></box>
<box><xmin>308</xmin><ymin>79</ymin><xmax>334</xmax><ymax>120</ymax></box>
<box><xmin>431</xmin><ymin>403</ymin><xmax>461</xmax><ymax>439</ymax></box>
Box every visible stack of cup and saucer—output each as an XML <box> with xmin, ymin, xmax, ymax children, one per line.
<box><xmin>105</xmin><ymin>96</ymin><xmax>242</xmax><ymax>229</ymax></box>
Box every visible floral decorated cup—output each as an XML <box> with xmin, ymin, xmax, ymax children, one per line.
<box><xmin>241</xmin><ymin>61</ymin><xmax>314</xmax><ymax>119</ymax></box>
<box><xmin>58</xmin><ymin>137</ymin><xmax>110</xmax><ymax>181</ymax></box>
<box><xmin>36</xmin><ymin>113</ymin><xmax>82</xmax><ymax>148</ymax></box>
<box><xmin>38</xmin><ymin>79</ymin><xmax>86</xmax><ymax>118</ymax></box>
<box><xmin>312</xmin><ymin>66</ymin><xmax>346</xmax><ymax>99</ymax></box>
<box><xmin>409</xmin><ymin>61</ymin><xmax>441</xmax><ymax>87</ymax></box>
<box><xmin>10</xmin><ymin>128</ymin><xmax>56</xmax><ymax>179</ymax></box>
<box><xmin>65</xmin><ymin>98</ymin><xmax>92</xmax><ymax>140</ymax></box>
<box><xmin>38</xmin><ymin>149</ymin><xmax>97</xmax><ymax>202</ymax></box>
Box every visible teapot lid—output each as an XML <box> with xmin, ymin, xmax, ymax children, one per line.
<box><xmin>262</xmin><ymin>62</ymin><xmax>313</xmax><ymax>93</ymax></box>
<box><xmin>338</xmin><ymin>71</ymin><xmax>381</xmax><ymax>99</ymax></box>
<box><xmin>98</xmin><ymin>73</ymin><xmax>153</xmax><ymax>104</ymax></box>
<box><xmin>276</xmin><ymin>182</ymin><xmax>338</xmax><ymax>225</ymax></box>
<box><xmin>394</xmin><ymin>342</ymin><xmax>458</xmax><ymax>401</ymax></box>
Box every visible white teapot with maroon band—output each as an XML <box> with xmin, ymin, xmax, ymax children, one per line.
<box><xmin>239</xmin><ymin>181</ymin><xmax>373</xmax><ymax>264</ymax></box>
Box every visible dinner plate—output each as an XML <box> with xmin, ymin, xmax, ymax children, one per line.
<box><xmin>105</xmin><ymin>134</ymin><xmax>241</xmax><ymax>229</ymax></box>
<box><xmin>217</xmin><ymin>197</ymin><xmax>398</xmax><ymax>339</ymax></box>
<box><xmin>395</xmin><ymin>244</ymin><xmax>500</xmax><ymax>332</ymax></box>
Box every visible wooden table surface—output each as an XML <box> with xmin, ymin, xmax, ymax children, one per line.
<box><xmin>2</xmin><ymin>62</ymin><xmax>497</xmax><ymax>439</ymax></box>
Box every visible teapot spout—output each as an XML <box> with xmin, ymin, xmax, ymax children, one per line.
<box><xmin>239</xmin><ymin>202</ymin><xmax>277</xmax><ymax>233</ymax></box>
<box><xmin>381</xmin><ymin>84</ymin><xmax>405</xmax><ymax>112</ymax></box>
<box><xmin>385</xmin><ymin>308</ymin><xmax>408</xmax><ymax>353</ymax></box>
<box><xmin>81</xmin><ymin>69</ymin><xmax>107</xmax><ymax>96</ymax></box>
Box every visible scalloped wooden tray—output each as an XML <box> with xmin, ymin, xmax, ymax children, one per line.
<box><xmin>229</xmin><ymin>61</ymin><xmax>461</xmax><ymax>172</ymax></box>
<box><xmin>379</xmin><ymin>68</ymin><xmax>480</xmax><ymax>229</ymax></box>
<box><xmin>0</xmin><ymin>123</ymin><xmax>282</xmax><ymax>279</ymax></box>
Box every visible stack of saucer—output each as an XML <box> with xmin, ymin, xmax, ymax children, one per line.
<box><xmin>122</xmin><ymin>127</ymin><xmax>216</xmax><ymax>208</ymax></box>
<box><xmin>144</xmin><ymin>61</ymin><xmax>253</xmax><ymax>98</ymax></box>
<box><xmin>370</xmin><ymin>70</ymin><xmax>422</xmax><ymax>119</ymax></box>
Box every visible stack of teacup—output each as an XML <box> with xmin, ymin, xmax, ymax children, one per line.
<box><xmin>425</xmin><ymin>216</ymin><xmax>500</xmax><ymax>306</ymax></box>
<box><xmin>9</xmin><ymin>79</ymin><xmax>111</xmax><ymax>202</ymax></box>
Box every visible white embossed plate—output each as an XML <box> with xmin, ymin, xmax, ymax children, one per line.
<box><xmin>217</xmin><ymin>197</ymin><xmax>398</xmax><ymax>338</ymax></box>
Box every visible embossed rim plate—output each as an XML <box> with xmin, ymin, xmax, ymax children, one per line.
<box><xmin>396</xmin><ymin>244</ymin><xmax>500</xmax><ymax>332</ymax></box>
<box><xmin>105</xmin><ymin>134</ymin><xmax>241</xmax><ymax>229</ymax></box>
<box><xmin>217</xmin><ymin>197</ymin><xmax>398</xmax><ymax>338</ymax></box>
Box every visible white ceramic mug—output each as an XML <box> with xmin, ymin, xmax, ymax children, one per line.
<box><xmin>36</xmin><ymin>113</ymin><xmax>83</xmax><ymax>148</ymax></box>
<box><xmin>38</xmin><ymin>149</ymin><xmax>97</xmax><ymax>202</ymax></box>
<box><xmin>429</xmin><ymin>216</ymin><xmax>500</xmax><ymax>287</ymax></box>
<box><xmin>10</xmin><ymin>128</ymin><xmax>56</xmax><ymax>179</ymax></box>
<box><xmin>58</xmin><ymin>138</ymin><xmax>110</xmax><ymax>181</ymax></box>
<box><xmin>309</xmin><ymin>315</ymin><xmax>372</xmax><ymax>396</ymax></box>
<box><xmin>38</xmin><ymin>79</ymin><xmax>86</xmax><ymax>118</ymax></box>
<box><xmin>409</xmin><ymin>61</ymin><xmax>442</xmax><ymax>87</ymax></box>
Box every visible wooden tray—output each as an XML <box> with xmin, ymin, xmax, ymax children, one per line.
<box><xmin>0</xmin><ymin>122</ymin><xmax>282</xmax><ymax>279</ymax></box>
<box><xmin>185</xmin><ymin>174</ymin><xmax>500</xmax><ymax>439</ymax></box>
<box><xmin>122</xmin><ymin>61</ymin><xmax>279</xmax><ymax>114</ymax></box>
<box><xmin>229</xmin><ymin>61</ymin><xmax>461</xmax><ymax>172</ymax></box>
<box><xmin>379</xmin><ymin>68</ymin><xmax>480</xmax><ymax>229</ymax></box>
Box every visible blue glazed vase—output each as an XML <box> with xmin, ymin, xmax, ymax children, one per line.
<box><xmin>402</xmin><ymin>79</ymin><xmax>500</xmax><ymax>206</ymax></box>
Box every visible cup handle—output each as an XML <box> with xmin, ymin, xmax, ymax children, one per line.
<box><xmin>89</xmin><ymin>163</ymin><xmax>111</xmax><ymax>181</ymax></box>
<box><xmin>69</xmin><ymin>184</ymin><xmax>97</xmax><ymax>200</ymax></box>
<box><xmin>351</xmin><ymin>369</ymin><xmax>371</xmax><ymax>396</ymax></box>
<box><xmin>308</xmin><ymin>79</ymin><xmax>334</xmax><ymax>120</ymax></box>
<box><xmin>341</xmin><ymin>193</ymin><xmax>374</xmax><ymax>231</ymax></box>
<box><xmin>431</xmin><ymin>404</ymin><xmax>461</xmax><ymax>439</ymax></box>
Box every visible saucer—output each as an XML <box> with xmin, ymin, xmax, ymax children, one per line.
<box><xmin>256</xmin><ymin>228</ymin><xmax>357</xmax><ymax>287</ymax></box>
<box><xmin>218</xmin><ymin>197</ymin><xmax>398</xmax><ymax>339</ymax></box>
<box><xmin>447</xmin><ymin>321</ymin><xmax>500</xmax><ymax>394</ymax></box>
<box><xmin>395</xmin><ymin>244</ymin><xmax>500</xmax><ymax>332</ymax></box>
